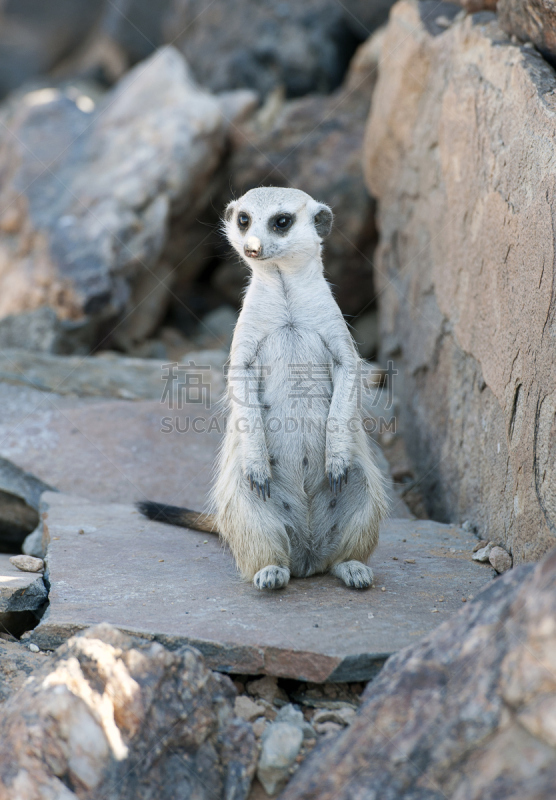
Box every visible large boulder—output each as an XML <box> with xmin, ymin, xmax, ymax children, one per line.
<box><xmin>0</xmin><ymin>46</ymin><xmax>231</xmax><ymax>353</ymax></box>
<box><xmin>0</xmin><ymin>0</ymin><xmax>103</xmax><ymax>99</ymax></box>
<box><xmin>499</xmin><ymin>0</ymin><xmax>556</xmax><ymax>64</ymax></box>
<box><xmin>219</xmin><ymin>32</ymin><xmax>384</xmax><ymax>315</ymax></box>
<box><xmin>282</xmin><ymin>547</ymin><xmax>556</xmax><ymax>800</ymax></box>
<box><xmin>364</xmin><ymin>1</ymin><xmax>556</xmax><ymax>563</ymax></box>
<box><xmin>163</xmin><ymin>0</ymin><xmax>358</xmax><ymax>98</ymax></box>
<box><xmin>0</xmin><ymin>624</ymin><xmax>257</xmax><ymax>800</ymax></box>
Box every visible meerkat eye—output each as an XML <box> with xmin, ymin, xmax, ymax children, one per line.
<box><xmin>273</xmin><ymin>214</ymin><xmax>293</xmax><ymax>232</ymax></box>
<box><xmin>237</xmin><ymin>212</ymin><xmax>251</xmax><ymax>231</ymax></box>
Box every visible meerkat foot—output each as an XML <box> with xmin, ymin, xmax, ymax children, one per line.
<box><xmin>331</xmin><ymin>561</ymin><xmax>373</xmax><ymax>590</ymax></box>
<box><xmin>254</xmin><ymin>565</ymin><xmax>290</xmax><ymax>590</ymax></box>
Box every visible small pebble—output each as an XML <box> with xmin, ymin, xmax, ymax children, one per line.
<box><xmin>462</xmin><ymin>597</ymin><xmax>467</xmax><ymax>602</ymax></box>
<box><xmin>234</xmin><ymin>694</ymin><xmax>265</xmax><ymax>722</ymax></box>
<box><xmin>381</xmin><ymin>586</ymin><xmax>386</xmax><ymax>592</ymax></box>
<box><xmin>431</xmin><ymin>608</ymin><xmax>439</xmax><ymax>613</ymax></box>
<box><xmin>10</xmin><ymin>555</ymin><xmax>44</xmax><ymax>573</ymax></box>
<box><xmin>392</xmin><ymin>556</ymin><xmax>398</xmax><ymax>561</ymax></box>
<box><xmin>489</xmin><ymin>546</ymin><xmax>512</xmax><ymax>574</ymax></box>
<box><xmin>404</xmin><ymin>558</ymin><xmax>416</xmax><ymax>564</ymax></box>
<box><xmin>473</xmin><ymin>539</ymin><xmax>489</xmax><ymax>553</ymax></box>
<box><xmin>28</xmin><ymin>643</ymin><xmax>39</xmax><ymax>653</ymax></box>
<box><xmin>314</xmin><ymin>720</ymin><xmax>344</xmax><ymax>736</ymax></box>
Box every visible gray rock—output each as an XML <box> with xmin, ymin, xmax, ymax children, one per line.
<box><xmin>275</xmin><ymin>704</ymin><xmax>316</xmax><ymax>740</ymax></box>
<box><xmin>489</xmin><ymin>545</ymin><xmax>513</xmax><ymax>574</ymax></box>
<box><xmin>33</xmin><ymin>492</ymin><xmax>492</xmax><ymax>682</ymax></box>
<box><xmin>0</xmin><ymin>47</ymin><xmax>230</xmax><ymax>353</ymax></box>
<box><xmin>0</xmin><ymin>624</ymin><xmax>257</xmax><ymax>799</ymax></box>
<box><xmin>0</xmin><ymin>0</ymin><xmax>103</xmax><ymax>99</ymax></box>
<box><xmin>257</xmin><ymin>722</ymin><xmax>303</xmax><ymax>795</ymax></box>
<box><xmin>0</xmin><ymin>307</ymin><xmax>95</xmax><ymax>355</ymax></box>
<box><xmin>0</xmin><ymin>555</ymin><xmax>47</xmax><ymax>613</ymax></box>
<box><xmin>281</xmin><ymin>548</ymin><xmax>556</xmax><ymax>800</ymax></box>
<box><xmin>164</xmin><ymin>0</ymin><xmax>356</xmax><ymax>98</ymax></box>
<box><xmin>0</xmin><ymin>456</ymin><xmax>54</xmax><ymax>551</ymax></box>
<box><xmin>472</xmin><ymin>541</ymin><xmax>494</xmax><ymax>562</ymax></box>
<box><xmin>0</xmin><ymin>347</ymin><xmax>227</xmax><ymax>401</ymax></box>
<box><xmin>22</xmin><ymin>525</ymin><xmax>45</xmax><ymax>559</ymax></box>
<box><xmin>195</xmin><ymin>306</ymin><xmax>238</xmax><ymax>350</ymax></box>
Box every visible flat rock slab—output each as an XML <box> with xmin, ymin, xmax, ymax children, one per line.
<box><xmin>0</xmin><ymin>378</ymin><xmax>408</xmax><ymax>520</ymax></box>
<box><xmin>34</xmin><ymin>492</ymin><xmax>493</xmax><ymax>682</ymax></box>
<box><xmin>0</xmin><ymin>554</ymin><xmax>47</xmax><ymax>613</ymax></box>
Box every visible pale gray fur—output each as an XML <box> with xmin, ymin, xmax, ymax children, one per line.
<box><xmin>212</xmin><ymin>187</ymin><xmax>388</xmax><ymax>590</ymax></box>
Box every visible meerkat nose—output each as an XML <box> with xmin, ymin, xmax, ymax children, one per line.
<box><xmin>244</xmin><ymin>236</ymin><xmax>263</xmax><ymax>258</ymax></box>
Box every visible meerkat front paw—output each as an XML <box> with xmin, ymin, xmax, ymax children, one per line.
<box><xmin>245</xmin><ymin>460</ymin><xmax>271</xmax><ymax>501</ymax></box>
<box><xmin>326</xmin><ymin>455</ymin><xmax>349</xmax><ymax>495</ymax></box>
<box><xmin>331</xmin><ymin>561</ymin><xmax>373</xmax><ymax>589</ymax></box>
<box><xmin>254</xmin><ymin>565</ymin><xmax>290</xmax><ymax>590</ymax></box>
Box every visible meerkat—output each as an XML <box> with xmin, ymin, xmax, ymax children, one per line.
<box><xmin>139</xmin><ymin>187</ymin><xmax>388</xmax><ymax>590</ymax></box>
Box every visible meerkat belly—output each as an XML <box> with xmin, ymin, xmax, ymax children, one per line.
<box><xmin>257</xmin><ymin>328</ymin><xmax>344</xmax><ymax>576</ymax></box>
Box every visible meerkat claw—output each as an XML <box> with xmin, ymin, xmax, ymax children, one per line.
<box><xmin>248</xmin><ymin>474</ymin><xmax>270</xmax><ymax>501</ymax></box>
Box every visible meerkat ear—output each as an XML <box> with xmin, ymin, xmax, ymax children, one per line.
<box><xmin>313</xmin><ymin>204</ymin><xmax>333</xmax><ymax>238</ymax></box>
<box><xmin>224</xmin><ymin>200</ymin><xmax>237</xmax><ymax>222</ymax></box>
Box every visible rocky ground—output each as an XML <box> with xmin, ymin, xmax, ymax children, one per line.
<box><xmin>1</xmin><ymin>0</ymin><xmax>556</xmax><ymax>797</ymax></box>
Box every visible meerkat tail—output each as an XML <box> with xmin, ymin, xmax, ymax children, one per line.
<box><xmin>136</xmin><ymin>501</ymin><xmax>218</xmax><ymax>534</ymax></box>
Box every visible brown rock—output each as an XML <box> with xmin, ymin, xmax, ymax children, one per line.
<box><xmin>9</xmin><ymin>555</ymin><xmax>44</xmax><ymax>573</ymax></box>
<box><xmin>499</xmin><ymin>0</ymin><xmax>556</xmax><ymax>63</ymax></box>
<box><xmin>247</xmin><ymin>675</ymin><xmax>289</xmax><ymax>705</ymax></box>
<box><xmin>489</xmin><ymin>545</ymin><xmax>513</xmax><ymax>573</ymax></box>
<box><xmin>225</xmin><ymin>31</ymin><xmax>384</xmax><ymax>315</ymax></box>
<box><xmin>450</xmin><ymin>0</ymin><xmax>497</xmax><ymax>10</ymax></box>
<box><xmin>281</xmin><ymin>549</ymin><xmax>556</xmax><ymax>800</ymax></box>
<box><xmin>0</xmin><ymin>624</ymin><xmax>257</xmax><ymax>800</ymax></box>
<box><xmin>364</xmin><ymin>0</ymin><xmax>556</xmax><ymax>563</ymax></box>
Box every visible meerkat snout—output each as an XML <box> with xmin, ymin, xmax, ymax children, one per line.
<box><xmin>244</xmin><ymin>235</ymin><xmax>262</xmax><ymax>259</ymax></box>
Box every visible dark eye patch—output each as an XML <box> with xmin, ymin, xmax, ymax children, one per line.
<box><xmin>269</xmin><ymin>213</ymin><xmax>295</xmax><ymax>234</ymax></box>
<box><xmin>237</xmin><ymin>212</ymin><xmax>251</xmax><ymax>231</ymax></box>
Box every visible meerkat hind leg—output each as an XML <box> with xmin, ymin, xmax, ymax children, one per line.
<box><xmin>254</xmin><ymin>565</ymin><xmax>290</xmax><ymax>590</ymax></box>
<box><xmin>331</xmin><ymin>561</ymin><xmax>374</xmax><ymax>590</ymax></box>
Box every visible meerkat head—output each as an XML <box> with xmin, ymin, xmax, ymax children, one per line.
<box><xmin>223</xmin><ymin>187</ymin><xmax>333</xmax><ymax>271</ymax></box>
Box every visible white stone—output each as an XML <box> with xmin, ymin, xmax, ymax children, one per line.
<box><xmin>9</xmin><ymin>555</ymin><xmax>44</xmax><ymax>573</ymax></box>
<box><xmin>257</xmin><ymin>722</ymin><xmax>303</xmax><ymax>795</ymax></box>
